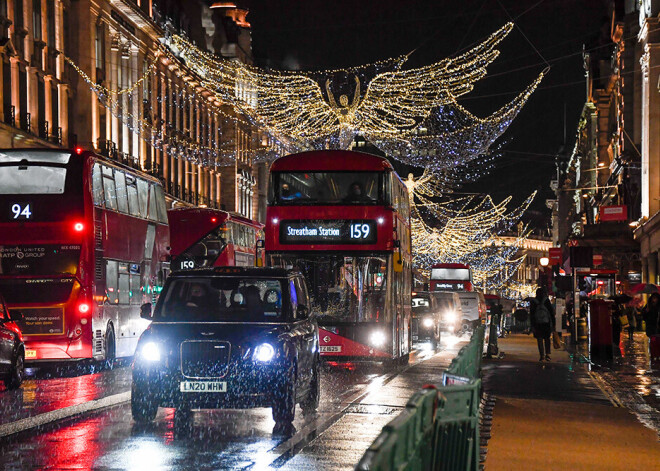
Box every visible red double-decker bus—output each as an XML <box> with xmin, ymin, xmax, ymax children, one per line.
<box><xmin>430</xmin><ymin>263</ymin><xmax>473</xmax><ymax>292</ymax></box>
<box><xmin>0</xmin><ymin>148</ymin><xmax>170</xmax><ymax>364</ymax></box>
<box><xmin>168</xmin><ymin>207</ymin><xmax>264</xmax><ymax>270</ymax></box>
<box><xmin>265</xmin><ymin>150</ymin><xmax>412</xmax><ymax>363</ymax></box>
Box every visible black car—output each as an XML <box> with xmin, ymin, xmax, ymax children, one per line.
<box><xmin>131</xmin><ymin>267</ymin><xmax>320</xmax><ymax>426</ymax></box>
<box><xmin>411</xmin><ymin>292</ymin><xmax>441</xmax><ymax>348</ymax></box>
<box><xmin>0</xmin><ymin>292</ymin><xmax>24</xmax><ymax>390</ymax></box>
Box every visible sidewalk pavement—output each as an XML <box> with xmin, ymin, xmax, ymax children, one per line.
<box><xmin>482</xmin><ymin>334</ymin><xmax>660</xmax><ymax>470</ymax></box>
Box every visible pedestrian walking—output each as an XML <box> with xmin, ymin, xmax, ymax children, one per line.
<box><xmin>612</xmin><ymin>301</ymin><xmax>625</xmax><ymax>354</ymax></box>
<box><xmin>624</xmin><ymin>300</ymin><xmax>637</xmax><ymax>341</ymax></box>
<box><xmin>530</xmin><ymin>288</ymin><xmax>555</xmax><ymax>362</ymax></box>
<box><xmin>642</xmin><ymin>293</ymin><xmax>660</xmax><ymax>337</ymax></box>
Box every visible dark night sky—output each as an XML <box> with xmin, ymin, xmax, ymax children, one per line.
<box><xmin>242</xmin><ymin>0</ymin><xmax>610</xmax><ymax>226</ymax></box>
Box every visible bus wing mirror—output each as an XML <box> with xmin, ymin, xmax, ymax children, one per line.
<box><xmin>393</xmin><ymin>252</ymin><xmax>403</xmax><ymax>272</ymax></box>
<box><xmin>140</xmin><ymin>303</ymin><xmax>152</xmax><ymax>320</ymax></box>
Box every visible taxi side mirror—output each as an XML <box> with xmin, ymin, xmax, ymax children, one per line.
<box><xmin>297</xmin><ymin>304</ymin><xmax>309</xmax><ymax>320</ymax></box>
<box><xmin>140</xmin><ymin>303</ymin><xmax>152</xmax><ymax>320</ymax></box>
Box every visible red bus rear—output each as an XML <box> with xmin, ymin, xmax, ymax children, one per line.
<box><xmin>0</xmin><ymin>149</ymin><xmax>170</xmax><ymax>363</ymax></box>
<box><xmin>430</xmin><ymin>263</ymin><xmax>473</xmax><ymax>292</ymax></box>
<box><xmin>265</xmin><ymin>150</ymin><xmax>412</xmax><ymax>363</ymax></box>
<box><xmin>168</xmin><ymin>207</ymin><xmax>264</xmax><ymax>270</ymax></box>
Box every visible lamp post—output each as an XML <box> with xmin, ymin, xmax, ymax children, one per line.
<box><xmin>539</xmin><ymin>256</ymin><xmax>550</xmax><ymax>293</ymax></box>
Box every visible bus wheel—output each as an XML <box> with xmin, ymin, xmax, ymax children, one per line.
<box><xmin>4</xmin><ymin>351</ymin><xmax>24</xmax><ymax>390</ymax></box>
<box><xmin>104</xmin><ymin>327</ymin><xmax>116</xmax><ymax>370</ymax></box>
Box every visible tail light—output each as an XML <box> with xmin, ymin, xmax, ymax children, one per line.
<box><xmin>74</xmin><ymin>146</ymin><xmax>84</xmax><ymax>155</ymax></box>
<box><xmin>73</xmin><ymin>222</ymin><xmax>84</xmax><ymax>232</ymax></box>
<box><xmin>78</xmin><ymin>303</ymin><xmax>90</xmax><ymax>314</ymax></box>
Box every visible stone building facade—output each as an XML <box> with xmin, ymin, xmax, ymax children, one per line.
<box><xmin>557</xmin><ymin>0</ymin><xmax>645</xmax><ymax>281</ymax></box>
<box><xmin>634</xmin><ymin>1</ymin><xmax>660</xmax><ymax>284</ymax></box>
<box><xmin>0</xmin><ymin>0</ymin><xmax>278</xmax><ymax>221</ymax></box>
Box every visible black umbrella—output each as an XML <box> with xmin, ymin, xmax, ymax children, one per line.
<box><xmin>608</xmin><ymin>294</ymin><xmax>632</xmax><ymax>304</ymax></box>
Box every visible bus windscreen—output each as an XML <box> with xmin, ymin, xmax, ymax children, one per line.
<box><xmin>270</xmin><ymin>172</ymin><xmax>384</xmax><ymax>205</ymax></box>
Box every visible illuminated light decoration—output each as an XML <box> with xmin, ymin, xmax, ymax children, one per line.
<box><xmin>65</xmin><ymin>22</ymin><xmax>543</xmax><ymax>172</ymax></box>
<box><xmin>405</xmin><ymin>171</ymin><xmax>536</xmax><ymax>290</ymax></box>
<box><xmin>170</xmin><ymin>23</ymin><xmax>545</xmax><ymax>163</ymax></box>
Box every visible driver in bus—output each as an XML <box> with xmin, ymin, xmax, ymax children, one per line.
<box><xmin>280</xmin><ymin>183</ymin><xmax>301</xmax><ymax>201</ymax></box>
<box><xmin>343</xmin><ymin>182</ymin><xmax>371</xmax><ymax>202</ymax></box>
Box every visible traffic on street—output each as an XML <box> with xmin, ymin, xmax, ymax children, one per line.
<box><xmin>2</xmin><ymin>1</ymin><xmax>660</xmax><ymax>469</ymax></box>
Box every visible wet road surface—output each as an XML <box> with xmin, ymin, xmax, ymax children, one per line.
<box><xmin>0</xmin><ymin>336</ymin><xmax>466</xmax><ymax>470</ymax></box>
<box><xmin>581</xmin><ymin>331</ymin><xmax>660</xmax><ymax>434</ymax></box>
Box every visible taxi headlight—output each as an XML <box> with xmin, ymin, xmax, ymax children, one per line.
<box><xmin>445</xmin><ymin>311</ymin><xmax>457</xmax><ymax>323</ymax></box>
<box><xmin>423</xmin><ymin>317</ymin><xmax>434</xmax><ymax>328</ymax></box>
<box><xmin>253</xmin><ymin>343</ymin><xmax>275</xmax><ymax>362</ymax></box>
<box><xmin>139</xmin><ymin>342</ymin><xmax>161</xmax><ymax>362</ymax></box>
<box><xmin>370</xmin><ymin>331</ymin><xmax>386</xmax><ymax>347</ymax></box>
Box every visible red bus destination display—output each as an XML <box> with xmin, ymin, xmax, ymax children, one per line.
<box><xmin>280</xmin><ymin>220</ymin><xmax>377</xmax><ymax>244</ymax></box>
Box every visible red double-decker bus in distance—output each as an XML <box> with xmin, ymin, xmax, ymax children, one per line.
<box><xmin>265</xmin><ymin>150</ymin><xmax>412</xmax><ymax>363</ymax></box>
<box><xmin>168</xmin><ymin>207</ymin><xmax>264</xmax><ymax>270</ymax></box>
<box><xmin>430</xmin><ymin>263</ymin><xmax>473</xmax><ymax>292</ymax></box>
<box><xmin>0</xmin><ymin>148</ymin><xmax>170</xmax><ymax>364</ymax></box>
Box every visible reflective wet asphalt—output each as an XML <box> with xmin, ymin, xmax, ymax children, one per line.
<box><xmin>0</xmin><ymin>336</ymin><xmax>467</xmax><ymax>470</ymax></box>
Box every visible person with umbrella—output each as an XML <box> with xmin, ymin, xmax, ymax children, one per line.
<box><xmin>642</xmin><ymin>292</ymin><xmax>660</xmax><ymax>338</ymax></box>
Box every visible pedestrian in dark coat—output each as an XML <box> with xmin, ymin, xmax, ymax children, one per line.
<box><xmin>530</xmin><ymin>288</ymin><xmax>555</xmax><ymax>362</ymax></box>
<box><xmin>642</xmin><ymin>293</ymin><xmax>660</xmax><ymax>337</ymax></box>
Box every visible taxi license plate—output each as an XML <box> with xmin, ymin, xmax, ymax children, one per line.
<box><xmin>25</xmin><ymin>349</ymin><xmax>37</xmax><ymax>359</ymax></box>
<box><xmin>179</xmin><ymin>381</ymin><xmax>227</xmax><ymax>393</ymax></box>
<box><xmin>320</xmin><ymin>346</ymin><xmax>341</xmax><ymax>353</ymax></box>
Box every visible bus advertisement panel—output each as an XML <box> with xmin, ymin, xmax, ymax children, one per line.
<box><xmin>265</xmin><ymin>150</ymin><xmax>412</xmax><ymax>363</ymax></box>
<box><xmin>0</xmin><ymin>148</ymin><xmax>170</xmax><ymax>363</ymax></box>
<box><xmin>168</xmin><ymin>208</ymin><xmax>264</xmax><ymax>270</ymax></box>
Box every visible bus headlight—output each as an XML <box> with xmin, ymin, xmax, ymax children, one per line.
<box><xmin>253</xmin><ymin>343</ymin><xmax>275</xmax><ymax>362</ymax></box>
<box><xmin>444</xmin><ymin>311</ymin><xmax>457</xmax><ymax>323</ymax></box>
<box><xmin>139</xmin><ymin>342</ymin><xmax>161</xmax><ymax>362</ymax></box>
<box><xmin>370</xmin><ymin>331</ymin><xmax>386</xmax><ymax>347</ymax></box>
<box><xmin>423</xmin><ymin>317</ymin><xmax>434</xmax><ymax>328</ymax></box>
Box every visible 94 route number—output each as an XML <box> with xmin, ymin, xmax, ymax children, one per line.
<box><xmin>11</xmin><ymin>203</ymin><xmax>32</xmax><ymax>220</ymax></box>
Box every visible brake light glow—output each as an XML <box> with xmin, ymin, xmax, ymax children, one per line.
<box><xmin>211</xmin><ymin>217</ymin><xmax>217</xmax><ymax>223</ymax></box>
<box><xmin>74</xmin><ymin>222</ymin><xmax>84</xmax><ymax>232</ymax></box>
<box><xmin>74</xmin><ymin>146</ymin><xmax>84</xmax><ymax>155</ymax></box>
<box><xmin>78</xmin><ymin>303</ymin><xmax>90</xmax><ymax>314</ymax></box>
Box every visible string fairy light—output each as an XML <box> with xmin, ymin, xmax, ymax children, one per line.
<box><xmin>405</xmin><ymin>169</ymin><xmax>536</xmax><ymax>289</ymax></box>
<box><xmin>170</xmin><ymin>23</ymin><xmax>532</xmax><ymax>149</ymax></box>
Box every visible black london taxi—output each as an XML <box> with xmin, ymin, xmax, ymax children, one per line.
<box><xmin>0</xmin><ymin>291</ymin><xmax>25</xmax><ymax>389</ymax></box>
<box><xmin>411</xmin><ymin>292</ymin><xmax>441</xmax><ymax>348</ymax></box>
<box><xmin>131</xmin><ymin>267</ymin><xmax>320</xmax><ymax>425</ymax></box>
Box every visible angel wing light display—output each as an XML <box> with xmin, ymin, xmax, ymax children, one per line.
<box><xmin>172</xmin><ymin>22</ymin><xmax>545</xmax><ymax>169</ymax></box>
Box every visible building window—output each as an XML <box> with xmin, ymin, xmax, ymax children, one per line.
<box><xmin>46</xmin><ymin>0</ymin><xmax>55</xmax><ymax>49</ymax></box>
<box><xmin>32</xmin><ymin>0</ymin><xmax>41</xmax><ymax>40</ymax></box>
<box><xmin>95</xmin><ymin>22</ymin><xmax>105</xmax><ymax>71</ymax></box>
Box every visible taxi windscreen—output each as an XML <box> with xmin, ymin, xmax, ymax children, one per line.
<box><xmin>155</xmin><ymin>277</ymin><xmax>286</xmax><ymax>322</ymax></box>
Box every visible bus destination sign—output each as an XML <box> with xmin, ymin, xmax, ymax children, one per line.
<box><xmin>280</xmin><ymin>220</ymin><xmax>377</xmax><ymax>244</ymax></box>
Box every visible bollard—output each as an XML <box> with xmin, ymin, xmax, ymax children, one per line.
<box><xmin>577</xmin><ymin>317</ymin><xmax>588</xmax><ymax>342</ymax></box>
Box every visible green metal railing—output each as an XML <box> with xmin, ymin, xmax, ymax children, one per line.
<box><xmin>356</xmin><ymin>326</ymin><xmax>485</xmax><ymax>471</ymax></box>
